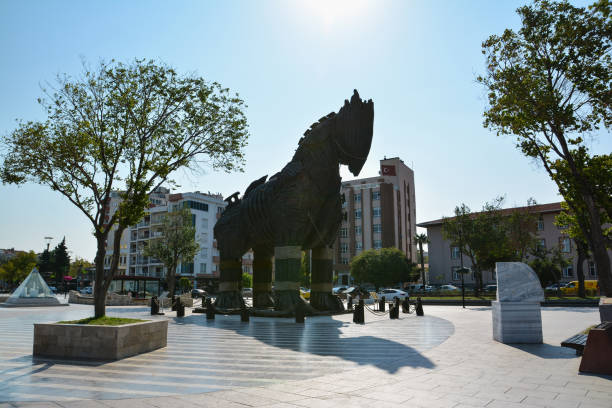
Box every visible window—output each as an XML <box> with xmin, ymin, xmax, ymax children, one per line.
<box><xmin>356</xmin><ymin>242</ymin><xmax>363</xmax><ymax>250</ymax></box>
<box><xmin>201</xmin><ymin>248</ymin><xmax>208</xmax><ymax>258</ymax></box>
<box><xmin>355</xmin><ymin>209</ymin><xmax>362</xmax><ymax>220</ymax></box>
<box><xmin>340</xmin><ymin>228</ymin><xmax>348</xmax><ymax>238</ymax></box>
<box><xmin>354</xmin><ymin>225</ymin><xmax>362</xmax><ymax>235</ymax></box>
<box><xmin>373</xmin><ymin>240</ymin><xmax>382</xmax><ymax>249</ymax></box>
<box><xmin>537</xmin><ymin>215</ymin><xmax>544</xmax><ymax>231</ymax></box>
<box><xmin>451</xmin><ymin>246</ymin><xmax>460</xmax><ymax>260</ymax></box>
<box><xmin>452</xmin><ymin>266</ymin><xmax>461</xmax><ymax>281</ymax></box>
<box><xmin>200</xmin><ymin>263</ymin><xmax>207</xmax><ymax>274</ymax></box>
<box><xmin>340</xmin><ymin>243</ymin><xmax>348</xmax><ymax>254</ymax></box>
<box><xmin>372</xmin><ymin>191</ymin><xmax>380</xmax><ymax>200</ymax></box>
<box><xmin>560</xmin><ymin>237</ymin><xmax>571</xmax><ymax>253</ymax></box>
<box><xmin>537</xmin><ymin>239</ymin><xmax>546</xmax><ymax>251</ymax></box>
<box><xmin>589</xmin><ymin>261</ymin><xmax>597</xmax><ymax>276</ymax></box>
<box><xmin>373</xmin><ymin>224</ymin><xmax>382</xmax><ymax>233</ymax></box>
<box><xmin>341</xmin><ymin>257</ymin><xmax>349</xmax><ymax>265</ymax></box>
<box><xmin>354</xmin><ymin>193</ymin><xmax>361</xmax><ymax>203</ymax></box>
<box><xmin>373</xmin><ymin>207</ymin><xmax>381</xmax><ymax>217</ymax></box>
<box><xmin>562</xmin><ymin>266</ymin><xmax>573</xmax><ymax>278</ymax></box>
<box><xmin>183</xmin><ymin>200</ymin><xmax>209</xmax><ymax>212</ymax></box>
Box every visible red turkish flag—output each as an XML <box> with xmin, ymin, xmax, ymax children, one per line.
<box><xmin>381</xmin><ymin>165</ymin><xmax>396</xmax><ymax>176</ymax></box>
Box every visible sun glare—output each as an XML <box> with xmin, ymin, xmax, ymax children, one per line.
<box><xmin>299</xmin><ymin>0</ymin><xmax>373</xmax><ymax>29</ymax></box>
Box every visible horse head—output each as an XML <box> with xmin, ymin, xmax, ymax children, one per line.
<box><xmin>333</xmin><ymin>90</ymin><xmax>374</xmax><ymax>176</ymax></box>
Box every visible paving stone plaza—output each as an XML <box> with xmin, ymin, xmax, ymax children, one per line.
<box><xmin>0</xmin><ymin>302</ymin><xmax>610</xmax><ymax>408</ymax></box>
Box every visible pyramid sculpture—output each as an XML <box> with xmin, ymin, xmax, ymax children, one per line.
<box><xmin>1</xmin><ymin>268</ymin><xmax>66</xmax><ymax>307</ymax></box>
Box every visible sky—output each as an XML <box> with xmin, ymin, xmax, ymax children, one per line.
<box><xmin>0</xmin><ymin>0</ymin><xmax>609</xmax><ymax>261</ymax></box>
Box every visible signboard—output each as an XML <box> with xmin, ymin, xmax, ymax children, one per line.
<box><xmin>381</xmin><ymin>165</ymin><xmax>396</xmax><ymax>176</ymax></box>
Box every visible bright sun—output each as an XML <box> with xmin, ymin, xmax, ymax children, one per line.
<box><xmin>299</xmin><ymin>0</ymin><xmax>373</xmax><ymax>28</ymax></box>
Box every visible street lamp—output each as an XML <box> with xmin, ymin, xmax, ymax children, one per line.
<box><xmin>456</xmin><ymin>227</ymin><xmax>470</xmax><ymax>309</ymax></box>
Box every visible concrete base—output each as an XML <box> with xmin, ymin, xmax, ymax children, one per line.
<box><xmin>599</xmin><ymin>297</ymin><xmax>612</xmax><ymax>323</ymax></box>
<box><xmin>33</xmin><ymin>319</ymin><xmax>168</xmax><ymax>360</ymax></box>
<box><xmin>492</xmin><ymin>301</ymin><xmax>542</xmax><ymax>344</ymax></box>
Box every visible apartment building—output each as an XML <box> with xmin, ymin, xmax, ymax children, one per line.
<box><xmin>418</xmin><ymin>202</ymin><xmax>609</xmax><ymax>287</ymax></box>
<box><xmin>333</xmin><ymin>157</ymin><xmax>417</xmax><ymax>285</ymax></box>
<box><xmin>104</xmin><ymin>188</ymin><xmax>225</xmax><ymax>292</ymax></box>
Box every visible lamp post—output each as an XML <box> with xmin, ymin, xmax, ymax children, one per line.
<box><xmin>456</xmin><ymin>227</ymin><xmax>470</xmax><ymax>309</ymax></box>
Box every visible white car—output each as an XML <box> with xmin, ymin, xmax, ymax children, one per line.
<box><xmin>439</xmin><ymin>284</ymin><xmax>459</xmax><ymax>292</ymax></box>
<box><xmin>376</xmin><ymin>288</ymin><xmax>408</xmax><ymax>301</ymax></box>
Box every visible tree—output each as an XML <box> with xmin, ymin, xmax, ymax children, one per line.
<box><xmin>242</xmin><ymin>272</ymin><xmax>252</xmax><ymax>289</ymax></box>
<box><xmin>530</xmin><ymin>244</ymin><xmax>570</xmax><ymax>289</ymax></box>
<box><xmin>350</xmin><ymin>247</ymin><xmax>416</xmax><ymax>291</ymax></box>
<box><xmin>1</xmin><ymin>59</ymin><xmax>248</xmax><ymax>317</ymax></box>
<box><xmin>52</xmin><ymin>237</ymin><xmax>70</xmax><ymax>286</ymax></box>
<box><xmin>478</xmin><ymin>0</ymin><xmax>612</xmax><ymax>295</ymax></box>
<box><xmin>0</xmin><ymin>251</ymin><xmax>38</xmax><ymax>285</ymax></box>
<box><xmin>178</xmin><ymin>277</ymin><xmax>192</xmax><ymax>293</ymax></box>
<box><xmin>144</xmin><ymin>207</ymin><xmax>200</xmax><ymax>298</ymax></box>
<box><xmin>38</xmin><ymin>248</ymin><xmax>53</xmax><ymax>282</ymax></box>
<box><xmin>443</xmin><ymin>198</ymin><xmax>537</xmax><ymax>293</ymax></box>
<box><xmin>414</xmin><ymin>233</ymin><xmax>429</xmax><ymax>285</ymax></box>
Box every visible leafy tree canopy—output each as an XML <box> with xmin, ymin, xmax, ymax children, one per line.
<box><xmin>0</xmin><ymin>251</ymin><xmax>38</xmax><ymax>284</ymax></box>
<box><xmin>350</xmin><ymin>247</ymin><xmax>417</xmax><ymax>290</ymax></box>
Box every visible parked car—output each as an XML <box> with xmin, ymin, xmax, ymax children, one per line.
<box><xmin>560</xmin><ymin>280</ymin><xmax>599</xmax><ymax>296</ymax></box>
<box><xmin>49</xmin><ymin>286</ymin><xmax>57</xmax><ymax>294</ymax></box>
<box><xmin>191</xmin><ymin>288</ymin><xmax>207</xmax><ymax>298</ymax></box>
<box><xmin>545</xmin><ymin>283</ymin><xmax>563</xmax><ymax>291</ymax></box>
<box><xmin>79</xmin><ymin>286</ymin><xmax>93</xmax><ymax>295</ymax></box>
<box><xmin>300</xmin><ymin>287</ymin><xmax>310</xmax><ymax>300</ymax></box>
<box><xmin>332</xmin><ymin>286</ymin><xmax>348</xmax><ymax>295</ymax></box>
<box><xmin>439</xmin><ymin>284</ymin><xmax>459</xmax><ymax>292</ymax></box>
<box><xmin>241</xmin><ymin>288</ymin><xmax>253</xmax><ymax>298</ymax></box>
<box><xmin>376</xmin><ymin>288</ymin><xmax>409</xmax><ymax>301</ymax></box>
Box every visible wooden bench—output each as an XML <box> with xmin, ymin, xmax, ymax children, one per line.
<box><xmin>561</xmin><ymin>333</ymin><xmax>588</xmax><ymax>355</ymax></box>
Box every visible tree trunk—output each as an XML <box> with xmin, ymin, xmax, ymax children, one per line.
<box><xmin>93</xmin><ymin>234</ymin><xmax>108</xmax><ymax>318</ymax></box>
<box><xmin>167</xmin><ymin>260</ymin><xmax>177</xmax><ymax>298</ymax></box>
<box><xmin>582</xmin><ymin>196</ymin><xmax>612</xmax><ymax>297</ymax></box>
<box><xmin>419</xmin><ymin>242</ymin><xmax>426</xmax><ymax>285</ymax></box>
<box><xmin>576</xmin><ymin>247</ymin><xmax>586</xmax><ymax>298</ymax></box>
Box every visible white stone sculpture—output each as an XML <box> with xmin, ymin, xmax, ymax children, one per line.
<box><xmin>492</xmin><ymin>262</ymin><xmax>543</xmax><ymax>344</ymax></box>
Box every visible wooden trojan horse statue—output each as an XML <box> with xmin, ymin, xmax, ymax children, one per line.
<box><xmin>214</xmin><ymin>90</ymin><xmax>374</xmax><ymax>314</ymax></box>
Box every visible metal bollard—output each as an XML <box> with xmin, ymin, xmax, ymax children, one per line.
<box><xmin>176</xmin><ymin>297</ymin><xmax>185</xmax><ymax>317</ymax></box>
<box><xmin>150</xmin><ymin>296</ymin><xmax>159</xmax><ymax>315</ymax></box>
<box><xmin>389</xmin><ymin>298</ymin><xmax>400</xmax><ymax>319</ymax></box>
<box><xmin>295</xmin><ymin>303</ymin><xmax>305</xmax><ymax>324</ymax></box>
<box><xmin>240</xmin><ymin>306</ymin><xmax>250</xmax><ymax>322</ymax></box>
<box><xmin>205</xmin><ymin>297</ymin><xmax>215</xmax><ymax>320</ymax></box>
<box><xmin>353</xmin><ymin>299</ymin><xmax>364</xmax><ymax>324</ymax></box>
<box><xmin>379</xmin><ymin>296</ymin><xmax>386</xmax><ymax>312</ymax></box>
<box><xmin>347</xmin><ymin>295</ymin><xmax>353</xmax><ymax>311</ymax></box>
<box><xmin>401</xmin><ymin>298</ymin><xmax>409</xmax><ymax>314</ymax></box>
<box><xmin>171</xmin><ymin>296</ymin><xmax>178</xmax><ymax>311</ymax></box>
<box><xmin>416</xmin><ymin>297</ymin><xmax>424</xmax><ymax>316</ymax></box>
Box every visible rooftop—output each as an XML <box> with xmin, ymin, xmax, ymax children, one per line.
<box><xmin>417</xmin><ymin>202</ymin><xmax>562</xmax><ymax>227</ymax></box>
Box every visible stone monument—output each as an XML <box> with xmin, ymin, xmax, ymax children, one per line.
<box><xmin>214</xmin><ymin>90</ymin><xmax>374</xmax><ymax>314</ymax></box>
<box><xmin>492</xmin><ymin>262</ymin><xmax>544</xmax><ymax>343</ymax></box>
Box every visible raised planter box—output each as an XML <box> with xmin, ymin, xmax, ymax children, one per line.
<box><xmin>33</xmin><ymin>319</ymin><xmax>168</xmax><ymax>360</ymax></box>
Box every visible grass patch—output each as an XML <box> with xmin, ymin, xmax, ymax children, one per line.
<box><xmin>58</xmin><ymin>316</ymin><xmax>146</xmax><ymax>326</ymax></box>
<box><xmin>581</xmin><ymin>325</ymin><xmax>597</xmax><ymax>334</ymax></box>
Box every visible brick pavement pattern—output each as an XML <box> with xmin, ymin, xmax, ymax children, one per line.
<box><xmin>0</xmin><ymin>304</ymin><xmax>610</xmax><ymax>407</ymax></box>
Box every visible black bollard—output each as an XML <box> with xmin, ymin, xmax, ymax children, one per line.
<box><xmin>171</xmin><ymin>295</ymin><xmax>178</xmax><ymax>311</ymax></box>
<box><xmin>347</xmin><ymin>295</ymin><xmax>353</xmax><ymax>311</ymax></box>
<box><xmin>416</xmin><ymin>297</ymin><xmax>424</xmax><ymax>316</ymax></box>
<box><xmin>240</xmin><ymin>306</ymin><xmax>250</xmax><ymax>322</ymax></box>
<box><xmin>151</xmin><ymin>296</ymin><xmax>159</xmax><ymax>315</ymax></box>
<box><xmin>353</xmin><ymin>299</ymin><xmax>364</xmax><ymax>324</ymax></box>
<box><xmin>391</xmin><ymin>298</ymin><xmax>400</xmax><ymax>319</ymax></box>
<box><xmin>401</xmin><ymin>298</ymin><xmax>409</xmax><ymax>314</ymax></box>
<box><xmin>379</xmin><ymin>296</ymin><xmax>386</xmax><ymax>312</ymax></box>
<box><xmin>206</xmin><ymin>297</ymin><xmax>215</xmax><ymax>320</ymax></box>
<box><xmin>295</xmin><ymin>303</ymin><xmax>305</xmax><ymax>324</ymax></box>
<box><xmin>176</xmin><ymin>297</ymin><xmax>185</xmax><ymax>317</ymax></box>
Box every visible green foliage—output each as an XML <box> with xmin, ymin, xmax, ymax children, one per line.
<box><xmin>242</xmin><ymin>272</ymin><xmax>253</xmax><ymax>289</ymax></box>
<box><xmin>414</xmin><ymin>232</ymin><xmax>429</xmax><ymax>283</ymax></box>
<box><xmin>1</xmin><ymin>59</ymin><xmax>249</xmax><ymax>316</ymax></box>
<box><xmin>0</xmin><ymin>251</ymin><xmax>38</xmax><ymax>284</ymax></box>
<box><xmin>178</xmin><ymin>277</ymin><xmax>192</xmax><ymax>293</ymax></box>
<box><xmin>69</xmin><ymin>257</ymin><xmax>93</xmax><ymax>278</ymax></box>
<box><xmin>52</xmin><ymin>237</ymin><xmax>70</xmax><ymax>282</ymax></box>
<box><xmin>38</xmin><ymin>248</ymin><xmax>53</xmax><ymax>281</ymax></box>
<box><xmin>144</xmin><ymin>207</ymin><xmax>199</xmax><ymax>298</ymax></box>
<box><xmin>478</xmin><ymin>0</ymin><xmax>612</xmax><ymax>294</ymax></box>
<box><xmin>300</xmin><ymin>250</ymin><xmax>311</xmax><ymax>288</ymax></box>
<box><xmin>350</xmin><ymin>247</ymin><xmax>416</xmax><ymax>290</ymax></box>
<box><xmin>529</xmin><ymin>246</ymin><xmax>570</xmax><ymax>287</ymax></box>
<box><xmin>443</xmin><ymin>197</ymin><xmax>538</xmax><ymax>290</ymax></box>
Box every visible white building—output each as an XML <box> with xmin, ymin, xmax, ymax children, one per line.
<box><xmin>104</xmin><ymin>188</ymin><xmax>226</xmax><ymax>292</ymax></box>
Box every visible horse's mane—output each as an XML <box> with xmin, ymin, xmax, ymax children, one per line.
<box><xmin>300</xmin><ymin>112</ymin><xmax>336</xmax><ymax>143</ymax></box>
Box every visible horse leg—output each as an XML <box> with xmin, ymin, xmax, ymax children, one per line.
<box><xmin>273</xmin><ymin>245</ymin><xmax>315</xmax><ymax>315</ymax></box>
<box><xmin>252</xmin><ymin>247</ymin><xmax>275</xmax><ymax>308</ymax></box>
<box><xmin>310</xmin><ymin>246</ymin><xmax>344</xmax><ymax>312</ymax></box>
<box><xmin>213</xmin><ymin>255</ymin><xmax>245</xmax><ymax>311</ymax></box>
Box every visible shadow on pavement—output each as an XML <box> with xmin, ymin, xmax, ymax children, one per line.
<box><xmin>175</xmin><ymin>314</ymin><xmax>440</xmax><ymax>374</ymax></box>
